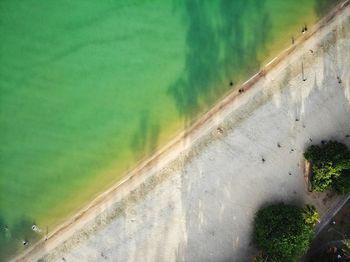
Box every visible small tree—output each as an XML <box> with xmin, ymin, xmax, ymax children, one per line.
<box><xmin>304</xmin><ymin>141</ymin><xmax>350</xmax><ymax>193</ymax></box>
<box><xmin>254</xmin><ymin>203</ymin><xmax>316</xmax><ymax>262</ymax></box>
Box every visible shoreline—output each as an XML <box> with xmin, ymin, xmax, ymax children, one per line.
<box><xmin>13</xmin><ymin>1</ymin><xmax>350</xmax><ymax>261</ymax></box>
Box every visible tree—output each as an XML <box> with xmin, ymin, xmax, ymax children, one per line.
<box><xmin>254</xmin><ymin>203</ymin><xmax>316</xmax><ymax>262</ymax></box>
<box><xmin>304</xmin><ymin>141</ymin><xmax>350</xmax><ymax>193</ymax></box>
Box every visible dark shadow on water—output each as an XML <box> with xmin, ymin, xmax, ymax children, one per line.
<box><xmin>314</xmin><ymin>0</ymin><xmax>341</xmax><ymax>18</ymax></box>
<box><xmin>0</xmin><ymin>216</ymin><xmax>41</xmax><ymax>262</ymax></box>
<box><xmin>130</xmin><ymin>111</ymin><xmax>160</xmax><ymax>159</ymax></box>
<box><xmin>168</xmin><ymin>0</ymin><xmax>271</xmax><ymax>126</ymax></box>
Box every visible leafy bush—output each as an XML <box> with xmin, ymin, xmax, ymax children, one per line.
<box><xmin>332</xmin><ymin>170</ymin><xmax>350</xmax><ymax>194</ymax></box>
<box><xmin>254</xmin><ymin>203</ymin><xmax>316</xmax><ymax>262</ymax></box>
<box><xmin>302</xmin><ymin>205</ymin><xmax>320</xmax><ymax>226</ymax></box>
<box><xmin>304</xmin><ymin>141</ymin><xmax>350</xmax><ymax>193</ymax></box>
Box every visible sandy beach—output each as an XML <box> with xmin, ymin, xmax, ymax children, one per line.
<box><xmin>13</xmin><ymin>2</ymin><xmax>350</xmax><ymax>262</ymax></box>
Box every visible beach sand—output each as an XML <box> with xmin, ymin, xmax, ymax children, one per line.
<box><xmin>13</xmin><ymin>2</ymin><xmax>350</xmax><ymax>262</ymax></box>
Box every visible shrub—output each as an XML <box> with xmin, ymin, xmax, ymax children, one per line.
<box><xmin>304</xmin><ymin>141</ymin><xmax>350</xmax><ymax>193</ymax></box>
<box><xmin>332</xmin><ymin>170</ymin><xmax>350</xmax><ymax>194</ymax></box>
<box><xmin>252</xmin><ymin>252</ymin><xmax>268</xmax><ymax>262</ymax></box>
<box><xmin>302</xmin><ymin>205</ymin><xmax>320</xmax><ymax>226</ymax></box>
<box><xmin>254</xmin><ymin>203</ymin><xmax>316</xmax><ymax>262</ymax></box>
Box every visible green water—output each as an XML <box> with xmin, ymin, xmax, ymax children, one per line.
<box><xmin>0</xmin><ymin>0</ymin><xmax>339</xmax><ymax>259</ymax></box>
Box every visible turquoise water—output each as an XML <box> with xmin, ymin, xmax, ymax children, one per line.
<box><xmin>0</xmin><ymin>0</ymin><xmax>338</xmax><ymax>260</ymax></box>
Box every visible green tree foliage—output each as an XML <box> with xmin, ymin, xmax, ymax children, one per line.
<box><xmin>302</xmin><ymin>205</ymin><xmax>320</xmax><ymax>226</ymax></box>
<box><xmin>304</xmin><ymin>141</ymin><xmax>350</xmax><ymax>193</ymax></box>
<box><xmin>254</xmin><ymin>203</ymin><xmax>315</xmax><ymax>262</ymax></box>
